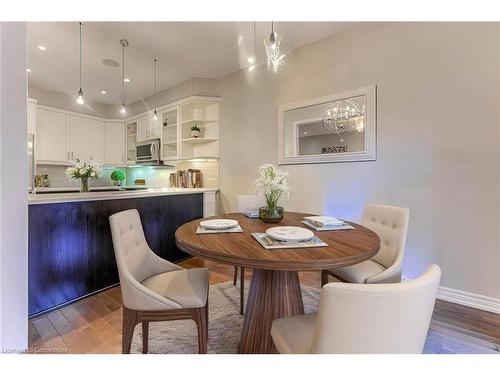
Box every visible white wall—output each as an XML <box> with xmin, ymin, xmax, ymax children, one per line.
<box><xmin>0</xmin><ymin>22</ymin><xmax>28</xmax><ymax>352</ymax></box>
<box><xmin>217</xmin><ymin>22</ymin><xmax>500</xmax><ymax>299</ymax></box>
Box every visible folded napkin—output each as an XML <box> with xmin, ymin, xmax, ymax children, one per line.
<box><xmin>196</xmin><ymin>225</ymin><xmax>243</xmax><ymax>234</ymax></box>
<box><xmin>303</xmin><ymin>216</ymin><xmax>345</xmax><ymax>227</ymax></box>
<box><xmin>301</xmin><ymin>221</ymin><xmax>354</xmax><ymax>231</ymax></box>
<box><xmin>243</xmin><ymin>209</ymin><xmax>259</xmax><ymax>218</ymax></box>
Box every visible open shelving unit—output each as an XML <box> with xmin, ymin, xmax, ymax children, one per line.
<box><xmin>180</xmin><ymin>99</ymin><xmax>220</xmax><ymax>160</ymax></box>
<box><xmin>160</xmin><ymin>96</ymin><xmax>221</xmax><ymax>162</ymax></box>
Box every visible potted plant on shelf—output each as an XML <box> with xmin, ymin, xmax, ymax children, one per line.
<box><xmin>191</xmin><ymin>123</ymin><xmax>202</xmax><ymax>138</ymax></box>
<box><xmin>254</xmin><ymin>163</ymin><xmax>291</xmax><ymax>223</ymax></box>
<box><xmin>65</xmin><ymin>158</ymin><xmax>103</xmax><ymax>193</ymax></box>
<box><xmin>110</xmin><ymin>169</ymin><xmax>126</xmax><ymax>187</ymax></box>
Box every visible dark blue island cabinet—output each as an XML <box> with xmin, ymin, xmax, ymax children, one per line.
<box><xmin>28</xmin><ymin>193</ymin><xmax>203</xmax><ymax>317</ymax></box>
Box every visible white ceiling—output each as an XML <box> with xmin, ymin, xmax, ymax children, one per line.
<box><xmin>28</xmin><ymin>22</ymin><xmax>353</xmax><ymax>106</ymax></box>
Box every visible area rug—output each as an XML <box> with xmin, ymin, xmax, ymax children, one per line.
<box><xmin>130</xmin><ymin>281</ymin><xmax>499</xmax><ymax>354</ymax></box>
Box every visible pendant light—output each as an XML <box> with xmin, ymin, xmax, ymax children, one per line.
<box><xmin>76</xmin><ymin>22</ymin><xmax>84</xmax><ymax>105</ymax></box>
<box><xmin>153</xmin><ymin>58</ymin><xmax>158</xmax><ymax>121</ymax></box>
<box><xmin>120</xmin><ymin>39</ymin><xmax>129</xmax><ymax>114</ymax></box>
<box><xmin>264</xmin><ymin>21</ymin><xmax>285</xmax><ymax>70</ymax></box>
<box><xmin>247</xmin><ymin>22</ymin><xmax>256</xmax><ymax>71</ymax></box>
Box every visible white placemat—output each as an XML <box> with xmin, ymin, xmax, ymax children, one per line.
<box><xmin>196</xmin><ymin>225</ymin><xmax>244</xmax><ymax>234</ymax></box>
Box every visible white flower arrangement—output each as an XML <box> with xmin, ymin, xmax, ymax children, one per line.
<box><xmin>254</xmin><ymin>163</ymin><xmax>291</xmax><ymax>209</ymax></box>
<box><xmin>65</xmin><ymin>158</ymin><xmax>103</xmax><ymax>181</ymax></box>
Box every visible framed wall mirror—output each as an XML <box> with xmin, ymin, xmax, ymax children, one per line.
<box><xmin>278</xmin><ymin>85</ymin><xmax>376</xmax><ymax>165</ymax></box>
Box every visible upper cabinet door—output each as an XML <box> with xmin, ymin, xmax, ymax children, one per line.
<box><xmin>104</xmin><ymin>122</ymin><xmax>126</xmax><ymax>166</ymax></box>
<box><xmin>70</xmin><ymin>116</ymin><xmax>104</xmax><ymax>162</ymax></box>
<box><xmin>136</xmin><ymin>116</ymin><xmax>151</xmax><ymax>142</ymax></box>
<box><xmin>36</xmin><ymin>108</ymin><xmax>70</xmax><ymax>162</ymax></box>
<box><xmin>27</xmin><ymin>100</ymin><xmax>36</xmax><ymax>135</ymax></box>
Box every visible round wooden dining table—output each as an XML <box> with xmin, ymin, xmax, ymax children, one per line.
<box><xmin>175</xmin><ymin>212</ymin><xmax>380</xmax><ymax>354</ymax></box>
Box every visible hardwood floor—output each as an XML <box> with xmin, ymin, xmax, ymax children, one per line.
<box><xmin>27</xmin><ymin>257</ymin><xmax>500</xmax><ymax>354</ymax></box>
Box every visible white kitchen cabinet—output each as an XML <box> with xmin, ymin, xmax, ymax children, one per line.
<box><xmin>70</xmin><ymin>116</ymin><xmax>104</xmax><ymax>162</ymax></box>
<box><xmin>136</xmin><ymin>115</ymin><xmax>161</xmax><ymax>142</ymax></box>
<box><xmin>203</xmin><ymin>191</ymin><xmax>217</xmax><ymax>217</ymax></box>
<box><xmin>104</xmin><ymin>122</ymin><xmax>126</xmax><ymax>165</ymax></box>
<box><xmin>136</xmin><ymin>116</ymin><xmax>151</xmax><ymax>142</ymax></box>
<box><xmin>27</xmin><ymin>98</ymin><xmax>37</xmax><ymax>134</ymax></box>
<box><xmin>36</xmin><ymin>108</ymin><xmax>70</xmax><ymax>163</ymax></box>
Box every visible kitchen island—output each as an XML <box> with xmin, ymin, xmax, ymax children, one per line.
<box><xmin>28</xmin><ymin>188</ymin><xmax>217</xmax><ymax>317</ymax></box>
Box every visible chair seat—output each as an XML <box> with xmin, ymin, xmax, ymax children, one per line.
<box><xmin>141</xmin><ymin>268</ymin><xmax>209</xmax><ymax>308</ymax></box>
<box><xmin>329</xmin><ymin>259</ymin><xmax>386</xmax><ymax>283</ymax></box>
<box><xmin>271</xmin><ymin>313</ymin><xmax>317</xmax><ymax>354</ymax></box>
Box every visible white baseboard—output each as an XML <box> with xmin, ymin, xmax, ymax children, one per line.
<box><xmin>437</xmin><ymin>286</ymin><xmax>500</xmax><ymax>315</ymax></box>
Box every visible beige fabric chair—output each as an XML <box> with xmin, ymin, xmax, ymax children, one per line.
<box><xmin>109</xmin><ymin>209</ymin><xmax>209</xmax><ymax>354</ymax></box>
<box><xmin>233</xmin><ymin>194</ymin><xmax>266</xmax><ymax>315</ymax></box>
<box><xmin>272</xmin><ymin>265</ymin><xmax>441</xmax><ymax>354</ymax></box>
<box><xmin>322</xmin><ymin>204</ymin><xmax>409</xmax><ymax>286</ymax></box>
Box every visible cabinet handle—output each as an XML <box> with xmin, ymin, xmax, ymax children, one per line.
<box><xmin>68</xmin><ymin>151</ymin><xmax>70</xmax><ymax>160</ymax></box>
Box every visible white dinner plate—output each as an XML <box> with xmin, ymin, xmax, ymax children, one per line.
<box><xmin>266</xmin><ymin>226</ymin><xmax>314</xmax><ymax>242</ymax></box>
<box><xmin>200</xmin><ymin>219</ymin><xmax>239</xmax><ymax>230</ymax></box>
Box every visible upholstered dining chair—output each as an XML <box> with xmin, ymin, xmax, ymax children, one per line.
<box><xmin>271</xmin><ymin>265</ymin><xmax>441</xmax><ymax>353</ymax></box>
<box><xmin>109</xmin><ymin>209</ymin><xmax>209</xmax><ymax>354</ymax></box>
<box><xmin>321</xmin><ymin>204</ymin><xmax>409</xmax><ymax>286</ymax></box>
<box><xmin>234</xmin><ymin>194</ymin><xmax>266</xmax><ymax>315</ymax></box>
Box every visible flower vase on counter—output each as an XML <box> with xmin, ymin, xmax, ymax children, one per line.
<box><xmin>254</xmin><ymin>163</ymin><xmax>291</xmax><ymax>223</ymax></box>
<box><xmin>80</xmin><ymin>177</ymin><xmax>90</xmax><ymax>193</ymax></box>
<box><xmin>65</xmin><ymin>158</ymin><xmax>103</xmax><ymax>193</ymax></box>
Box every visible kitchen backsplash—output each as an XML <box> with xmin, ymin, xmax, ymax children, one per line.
<box><xmin>36</xmin><ymin>160</ymin><xmax>219</xmax><ymax>189</ymax></box>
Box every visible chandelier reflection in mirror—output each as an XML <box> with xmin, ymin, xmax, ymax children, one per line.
<box><xmin>322</xmin><ymin>98</ymin><xmax>366</xmax><ymax>142</ymax></box>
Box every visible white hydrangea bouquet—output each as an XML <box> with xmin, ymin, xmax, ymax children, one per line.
<box><xmin>254</xmin><ymin>163</ymin><xmax>291</xmax><ymax>223</ymax></box>
<box><xmin>65</xmin><ymin>158</ymin><xmax>103</xmax><ymax>192</ymax></box>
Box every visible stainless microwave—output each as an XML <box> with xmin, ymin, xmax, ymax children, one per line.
<box><xmin>136</xmin><ymin>139</ymin><xmax>160</xmax><ymax>164</ymax></box>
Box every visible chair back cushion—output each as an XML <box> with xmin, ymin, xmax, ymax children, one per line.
<box><xmin>312</xmin><ymin>265</ymin><xmax>441</xmax><ymax>353</ymax></box>
<box><xmin>237</xmin><ymin>194</ymin><xmax>266</xmax><ymax>212</ymax></box>
<box><xmin>109</xmin><ymin>209</ymin><xmax>158</xmax><ymax>283</ymax></box>
<box><xmin>362</xmin><ymin>204</ymin><xmax>409</xmax><ymax>268</ymax></box>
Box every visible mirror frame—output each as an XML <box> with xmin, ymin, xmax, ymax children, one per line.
<box><xmin>278</xmin><ymin>84</ymin><xmax>377</xmax><ymax>165</ymax></box>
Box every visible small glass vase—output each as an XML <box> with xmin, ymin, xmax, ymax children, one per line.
<box><xmin>259</xmin><ymin>206</ymin><xmax>284</xmax><ymax>223</ymax></box>
<box><xmin>80</xmin><ymin>177</ymin><xmax>90</xmax><ymax>193</ymax></box>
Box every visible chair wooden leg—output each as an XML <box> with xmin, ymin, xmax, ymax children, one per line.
<box><xmin>142</xmin><ymin>321</ymin><xmax>149</xmax><ymax>354</ymax></box>
<box><xmin>233</xmin><ymin>266</ymin><xmax>238</xmax><ymax>286</ymax></box>
<box><xmin>240</xmin><ymin>267</ymin><xmax>245</xmax><ymax>315</ymax></box>
<box><xmin>122</xmin><ymin>306</ymin><xmax>140</xmax><ymax>354</ymax></box>
<box><xmin>321</xmin><ymin>270</ymin><xmax>329</xmax><ymax>287</ymax></box>
<box><xmin>194</xmin><ymin>306</ymin><xmax>208</xmax><ymax>354</ymax></box>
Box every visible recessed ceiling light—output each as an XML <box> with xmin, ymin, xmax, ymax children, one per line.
<box><xmin>124</xmin><ymin>78</ymin><xmax>131</xmax><ymax>83</ymax></box>
<box><xmin>38</xmin><ymin>45</ymin><xmax>46</xmax><ymax>51</ymax></box>
<box><xmin>100</xmin><ymin>90</ymin><xmax>107</xmax><ymax>94</ymax></box>
<box><xmin>304</xmin><ymin>131</ymin><xmax>308</xmax><ymax>135</ymax></box>
<box><xmin>26</xmin><ymin>68</ymin><xmax>31</xmax><ymax>72</ymax></box>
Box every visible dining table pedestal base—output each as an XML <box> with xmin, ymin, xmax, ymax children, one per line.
<box><xmin>237</xmin><ymin>269</ymin><xmax>305</xmax><ymax>354</ymax></box>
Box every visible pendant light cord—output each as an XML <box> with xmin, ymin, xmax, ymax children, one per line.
<box><xmin>154</xmin><ymin>59</ymin><xmax>157</xmax><ymax>112</ymax></box>
<box><xmin>121</xmin><ymin>42</ymin><xmax>125</xmax><ymax>103</ymax></box>
<box><xmin>253</xmin><ymin>22</ymin><xmax>256</xmax><ymax>54</ymax></box>
<box><xmin>79</xmin><ymin>22</ymin><xmax>82</xmax><ymax>90</ymax></box>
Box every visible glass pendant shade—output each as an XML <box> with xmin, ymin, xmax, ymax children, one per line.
<box><xmin>120</xmin><ymin>101</ymin><xmax>127</xmax><ymax>114</ymax></box>
<box><xmin>264</xmin><ymin>22</ymin><xmax>285</xmax><ymax>70</ymax></box>
<box><xmin>76</xmin><ymin>88</ymin><xmax>84</xmax><ymax>105</ymax></box>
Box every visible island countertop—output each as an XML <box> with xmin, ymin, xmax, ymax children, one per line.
<box><xmin>28</xmin><ymin>187</ymin><xmax>218</xmax><ymax>205</ymax></box>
